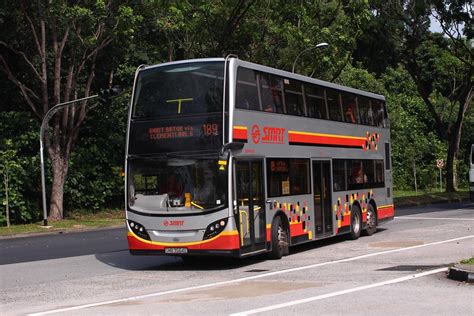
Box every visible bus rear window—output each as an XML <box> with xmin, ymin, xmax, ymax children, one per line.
<box><xmin>132</xmin><ymin>62</ymin><xmax>224</xmax><ymax>118</ymax></box>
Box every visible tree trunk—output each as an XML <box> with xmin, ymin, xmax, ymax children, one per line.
<box><xmin>48</xmin><ymin>152</ymin><xmax>69</xmax><ymax>221</ymax></box>
<box><xmin>446</xmin><ymin>138</ymin><xmax>457</xmax><ymax>192</ymax></box>
<box><xmin>412</xmin><ymin>160</ymin><xmax>418</xmax><ymax>194</ymax></box>
<box><xmin>446</xmin><ymin>87</ymin><xmax>472</xmax><ymax>192</ymax></box>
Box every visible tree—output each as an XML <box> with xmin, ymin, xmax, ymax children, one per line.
<box><xmin>400</xmin><ymin>1</ymin><xmax>473</xmax><ymax>191</ymax></box>
<box><xmin>360</xmin><ymin>0</ymin><xmax>472</xmax><ymax>191</ymax></box>
<box><xmin>0</xmin><ymin>1</ymin><xmax>140</xmax><ymax>220</ymax></box>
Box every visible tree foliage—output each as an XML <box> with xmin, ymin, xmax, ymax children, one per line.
<box><xmin>0</xmin><ymin>0</ymin><xmax>472</xmax><ymax>224</ymax></box>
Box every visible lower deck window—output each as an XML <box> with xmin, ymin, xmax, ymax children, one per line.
<box><xmin>267</xmin><ymin>158</ymin><xmax>310</xmax><ymax>197</ymax></box>
<box><xmin>333</xmin><ymin>158</ymin><xmax>385</xmax><ymax>191</ymax></box>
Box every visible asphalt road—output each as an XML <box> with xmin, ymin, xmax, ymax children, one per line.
<box><xmin>0</xmin><ymin>227</ymin><xmax>126</xmax><ymax>265</ymax></box>
<box><xmin>1</xmin><ymin>202</ymin><xmax>473</xmax><ymax>315</ymax></box>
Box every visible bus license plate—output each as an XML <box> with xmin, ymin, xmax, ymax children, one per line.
<box><xmin>165</xmin><ymin>248</ymin><xmax>188</xmax><ymax>254</ymax></box>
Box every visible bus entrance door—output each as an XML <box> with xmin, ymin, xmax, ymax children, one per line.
<box><xmin>313</xmin><ymin>161</ymin><xmax>333</xmax><ymax>237</ymax></box>
<box><xmin>235</xmin><ymin>160</ymin><xmax>266</xmax><ymax>254</ymax></box>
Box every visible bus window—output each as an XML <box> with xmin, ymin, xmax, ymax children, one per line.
<box><xmin>342</xmin><ymin>93</ymin><xmax>359</xmax><ymax>124</ymax></box>
<box><xmin>348</xmin><ymin>160</ymin><xmax>366</xmax><ymax>190</ymax></box>
<box><xmin>363</xmin><ymin>160</ymin><xmax>375</xmax><ymax>184</ymax></box>
<box><xmin>333</xmin><ymin>160</ymin><xmax>346</xmax><ymax>191</ymax></box>
<box><xmin>375</xmin><ymin>160</ymin><xmax>385</xmax><ymax>186</ymax></box>
<box><xmin>326</xmin><ymin>89</ymin><xmax>343</xmax><ymax>121</ymax></box>
<box><xmin>372</xmin><ymin>100</ymin><xmax>385</xmax><ymax>127</ymax></box>
<box><xmin>359</xmin><ymin>97</ymin><xmax>373</xmax><ymax>125</ymax></box>
<box><xmin>305</xmin><ymin>84</ymin><xmax>327</xmax><ymax>119</ymax></box>
<box><xmin>267</xmin><ymin>158</ymin><xmax>310</xmax><ymax>196</ymax></box>
<box><xmin>133</xmin><ymin>62</ymin><xmax>223</xmax><ymax>118</ymax></box>
<box><xmin>268</xmin><ymin>159</ymin><xmax>290</xmax><ymax>196</ymax></box>
<box><xmin>236</xmin><ymin>67</ymin><xmax>260</xmax><ymax>111</ymax></box>
<box><xmin>284</xmin><ymin>79</ymin><xmax>305</xmax><ymax>116</ymax></box>
<box><xmin>289</xmin><ymin>159</ymin><xmax>310</xmax><ymax>194</ymax></box>
<box><xmin>260</xmin><ymin>73</ymin><xmax>284</xmax><ymax>113</ymax></box>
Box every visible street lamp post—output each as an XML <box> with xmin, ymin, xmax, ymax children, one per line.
<box><xmin>40</xmin><ymin>87</ymin><xmax>120</xmax><ymax>226</ymax></box>
<box><xmin>292</xmin><ymin>42</ymin><xmax>329</xmax><ymax>74</ymax></box>
<box><xmin>40</xmin><ymin>95</ymin><xmax>98</xmax><ymax>226</ymax></box>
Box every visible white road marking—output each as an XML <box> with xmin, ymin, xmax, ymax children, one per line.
<box><xmin>28</xmin><ymin>235</ymin><xmax>474</xmax><ymax>316</ymax></box>
<box><xmin>230</xmin><ymin>267</ymin><xmax>448</xmax><ymax>316</ymax></box>
<box><xmin>395</xmin><ymin>216</ymin><xmax>474</xmax><ymax>221</ymax></box>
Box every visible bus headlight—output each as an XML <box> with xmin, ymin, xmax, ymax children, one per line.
<box><xmin>203</xmin><ymin>218</ymin><xmax>228</xmax><ymax>240</ymax></box>
<box><xmin>128</xmin><ymin>220</ymin><xmax>151</xmax><ymax>241</ymax></box>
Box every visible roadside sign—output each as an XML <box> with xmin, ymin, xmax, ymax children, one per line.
<box><xmin>436</xmin><ymin>159</ymin><xmax>444</xmax><ymax>169</ymax></box>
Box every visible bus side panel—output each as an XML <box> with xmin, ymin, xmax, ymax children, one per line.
<box><xmin>232</xmin><ymin>109</ymin><xmax>393</xmax><ymax>242</ymax></box>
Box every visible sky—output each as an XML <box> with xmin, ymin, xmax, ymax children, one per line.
<box><xmin>429</xmin><ymin>14</ymin><xmax>443</xmax><ymax>33</ymax></box>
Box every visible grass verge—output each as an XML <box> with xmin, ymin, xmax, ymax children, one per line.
<box><xmin>0</xmin><ymin>209</ymin><xmax>124</xmax><ymax>237</ymax></box>
<box><xmin>394</xmin><ymin>190</ymin><xmax>469</xmax><ymax>206</ymax></box>
<box><xmin>460</xmin><ymin>257</ymin><xmax>474</xmax><ymax>265</ymax></box>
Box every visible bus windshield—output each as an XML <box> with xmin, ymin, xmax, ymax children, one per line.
<box><xmin>133</xmin><ymin>61</ymin><xmax>224</xmax><ymax>118</ymax></box>
<box><xmin>128</xmin><ymin>157</ymin><xmax>227</xmax><ymax>213</ymax></box>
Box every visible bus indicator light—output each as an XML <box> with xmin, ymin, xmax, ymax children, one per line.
<box><xmin>185</xmin><ymin>193</ymin><xmax>191</xmax><ymax>207</ymax></box>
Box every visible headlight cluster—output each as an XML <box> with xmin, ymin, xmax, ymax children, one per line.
<box><xmin>128</xmin><ymin>220</ymin><xmax>151</xmax><ymax>241</ymax></box>
<box><xmin>203</xmin><ymin>218</ymin><xmax>228</xmax><ymax>240</ymax></box>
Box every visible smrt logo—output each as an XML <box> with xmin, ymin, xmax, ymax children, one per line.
<box><xmin>262</xmin><ymin>126</ymin><xmax>285</xmax><ymax>144</ymax></box>
<box><xmin>163</xmin><ymin>220</ymin><xmax>184</xmax><ymax>227</ymax></box>
<box><xmin>251</xmin><ymin>124</ymin><xmax>261</xmax><ymax>144</ymax></box>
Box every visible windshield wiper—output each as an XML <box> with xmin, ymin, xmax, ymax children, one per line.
<box><xmin>128</xmin><ymin>154</ymin><xmax>165</xmax><ymax>161</ymax></box>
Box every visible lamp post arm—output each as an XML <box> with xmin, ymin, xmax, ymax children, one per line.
<box><xmin>292</xmin><ymin>42</ymin><xmax>329</xmax><ymax>74</ymax></box>
<box><xmin>39</xmin><ymin>94</ymin><xmax>98</xmax><ymax>226</ymax></box>
<box><xmin>292</xmin><ymin>47</ymin><xmax>316</xmax><ymax>73</ymax></box>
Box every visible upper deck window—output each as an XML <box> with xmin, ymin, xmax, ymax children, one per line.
<box><xmin>341</xmin><ymin>92</ymin><xmax>359</xmax><ymax>124</ymax></box>
<box><xmin>133</xmin><ymin>62</ymin><xmax>224</xmax><ymax>118</ymax></box>
<box><xmin>358</xmin><ymin>96</ymin><xmax>373</xmax><ymax>125</ymax></box>
<box><xmin>305</xmin><ymin>83</ymin><xmax>327</xmax><ymax>119</ymax></box>
<box><xmin>327</xmin><ymin>89</ymin><xmax>343</xmax><ymax>122</ymax></box>
<box><xmin>236</xmin><ymin>68</ymin><xmax>260</xmax><ymax>111</ymax></box>
<box><xmin>234</xmin><ymin>66</ymin><xmax>388</xmax><ymax>128</ymax></box>
<box><xmin>284</xmin><ymin>79</ymin><xmax>305</xmax><ymax>116</ymax></box>
<box><xmin>260</xmin><ymin>73</ymin><xmax>284</xmax><ymax>113</ymax></box>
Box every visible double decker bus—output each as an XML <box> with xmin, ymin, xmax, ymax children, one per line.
<box><xmin>125</xmin><ymin>57</ymin><xmax>394</xmax><ymax>259</ymax></box>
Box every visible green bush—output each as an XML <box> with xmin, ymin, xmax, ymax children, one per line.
<box><xmin>0</xmin><ymin>112</ymin><xmax>41</xmax><ymax>225</ymax></box>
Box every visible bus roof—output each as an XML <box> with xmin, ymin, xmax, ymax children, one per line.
<box><xmin>140</xmin><ymin>57</ymin><xmax>385</xmax><ymax>101</ymax></box>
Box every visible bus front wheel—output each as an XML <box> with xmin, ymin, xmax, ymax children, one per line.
<box><xmin>268</xmin><ymin>217</ymin><xmax>289</xmax><ymax>259</ymax></box>
<box><xmin>349</xmin><ymin>206</ymin><xmax>362</xmax><ymax>240</ymax></box>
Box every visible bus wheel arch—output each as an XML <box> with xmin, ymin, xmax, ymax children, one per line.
<box><xmin>363</xmin><ymin>200</ymin><xmax>377</xmax><ymax>236</ymax></box>
<box><xmin>349</xmin><ymin>203</ymin><xmax>362</xmax><ymax>240</ymax></box>
<box><xmin>268</xmin><ymin>212</ymin><xmax>290</xmax><ymax>259</ymax></box>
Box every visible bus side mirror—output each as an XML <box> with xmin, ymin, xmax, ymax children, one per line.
<box><xmin>219</xmin><ymin>142</ymin><xmax>244</xmax><ymax>159</ymax></box>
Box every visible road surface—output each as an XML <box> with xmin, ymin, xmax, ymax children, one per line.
<box><xmin>1</xmin><ymin>202</ymin><xmax>473</xmax><ymax>315</ymax></box>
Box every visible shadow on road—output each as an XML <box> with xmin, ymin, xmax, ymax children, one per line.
<box><xmin>95</xmin><ymin>228</ymin><xmax>390</xmax><ymax>271</ymax></box>
<box><xmin>95</xmin><ymin>251</ymin><xmax>265</xmax><ymax>271</ymax></box>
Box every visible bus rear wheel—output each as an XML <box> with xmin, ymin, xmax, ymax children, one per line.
<box><xmin>349</xmin><ymin>206</ymin><xmax>362</xmax><ymax>240</ymax></box>
<box><xmin>363</xmin><ymin>204</ymin><xmax>377</xmax><ymax>236</ymax></box>
<box><xmin>268</xmin><ymin>217</ymin><xmax>289</xmax><ymax>259</ymax></box>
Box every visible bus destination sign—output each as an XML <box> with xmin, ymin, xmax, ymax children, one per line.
<box><xmin>129</xmin><ymin>115</ymin><xmax>222</xmax><ymax>155</ymax></box>
<box><xmin>149</xmin><ymin>125</ymin><xmax>194</xmax><ymax>140</ymax></box>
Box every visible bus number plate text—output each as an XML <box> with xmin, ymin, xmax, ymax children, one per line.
<box><xmin>165</xmin><ymin>248</ymin><xmax>188</xmax><ymax>254</ymax></box>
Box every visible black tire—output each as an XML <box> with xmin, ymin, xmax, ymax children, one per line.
<box><xmin>363</xmin><ymin>204</ymin><xmax>377</xmax><ymax>236</ymax></box>
<box><xmin>268</xmin><ymin>216</ymin><xmax>289</xmax><ymax>259</ymax></box>
<box><xmin>349</xmin><ymin>205</ymin><xmax>362</xmax><ymax>240</ymax></box>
